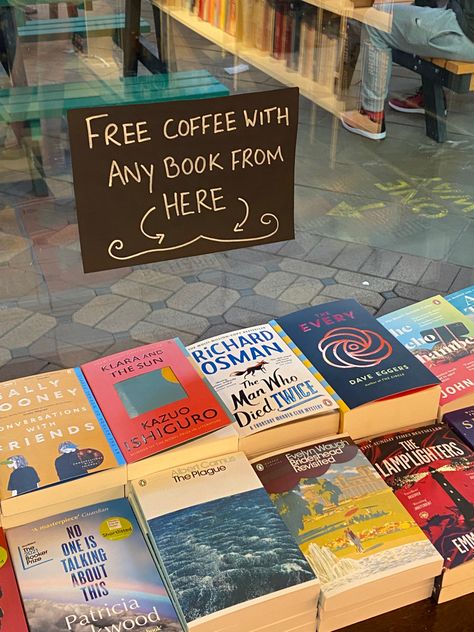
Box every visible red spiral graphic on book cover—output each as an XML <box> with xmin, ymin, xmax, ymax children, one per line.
<box><xmin>318</xmin><ymin>327</ymin><xmax>393</xmax><ymax>369</ymax></box>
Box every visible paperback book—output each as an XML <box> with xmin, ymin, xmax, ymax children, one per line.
<box><xmin>81</xmin><ymin>340</ymin><xmax>232</xmax><ymax>464</ymax></box>
<box><xmin>130</xmin><ymin>451</ymin><xmax>319</xmax><ymax>631</ymax></box>
<box><xmin>273</xmin><ymin>299</ymin><xmax>440</xmax><ymax>438</ymax></box>
<box><xmin>188</xmin><ymin>324</ymin><xmax>339</xmax><ymax>456</ymax></box>
<box><xmin>378</xmin><ymin>295</ymin><xmax>474</xmax><ymax>415</ymax></box>
<box><xmin>7</xmin><ymin>498</ymin><xmax>185</xmax><ymax>632</ymax></box>
<box><xmin>443</xmin><ymin>406</ymin><xmax>474</xmax><ymax>450</ymax></box>
<box><xmin>0</xmin><ymin>527</ymin><xmax>28</xmax><ymax>631</ymax></box>
<box><xmin>0</xmin><ymin>368</ymin><xmax>125</xmax><ymax>516</ymax></box>
<box><xmin>445</xmin><ymin>284</ymin><xmax>474</xmax><ymax>321</ymax></box>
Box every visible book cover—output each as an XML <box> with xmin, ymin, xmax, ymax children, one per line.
<box><xmin>273</xmin><ymin>299</ymin><xmax>439</xmax><ymax>411</ymax></box>
<box><xmin>82</xmin><ymin>340</ymin><xmax>232</xmax><ymax>464</ymax></box>
<box><xmin>0</xmin><ymin>368</ymin><xmax>124</xmax><ymax>500</ymax></box>
<box><xmin>252</xmin><ymin>437</ymin><xmax>441</xmax><ymax>599</ymax></box>
<box><xmin>0</xmin><ymin>527</ymin><xmax>28</xmax><ymax>631</ymax></box>
<box><xmin>132</xmin><ymin>452</ymin><xmax>317</xmax><ymax>625</ymax></box>
<box><xmin>378</xmin><ymin>295</ymin><xmax>474</xmax><ymax>406</ymax></box>
<box><xmin>359</xmin><ymin>424</ymin><xmax>474</xmax><ymax>570</ymax></box>
<box><xmin>444</xmin><ymin>406</ymin><xmax>474</xmax><ymax>451</ymax></box>
<box><xmin>7</xmin><ymin>498</ymin><xmax>184</xmax><ymax>632</ymax></box>
<box><xmin>445</xmin><ymin>285</ymin><xmax>474</xmax><ymax>321</ymax></box>
<box><xmin>188</xmin><ymin>324</ymin><xmax>337</xmax><ymax>438</ymax></box>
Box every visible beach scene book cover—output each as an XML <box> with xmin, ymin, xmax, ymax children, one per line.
<box><xmin>6</xmin><ymin>498</ymin><xmax>184</xmax><ymax>632</ymax></box>
<box><xmin>445</xmin><ymin>285</ymin><xmax>474</xmax><ymax>321</ymax></box>
<box><xmin>0</xmin><ymin>368</ymin><xmax>124</xmax><ymax>500</ymax></box>
<box><xmin>273</xmin><ymin>299</ymin><xmax>439</xmax><ymax>410</ymax></box>
<box><xmin>252</xmin><ymin>436</ymin><xmax>440</xmax><ymax>597</ymax></box>
<box><xmin>81</xmin><ymin>340</ymin><xmax>232</xmax><ymax>463</ymax></box>
<box><xmin>378</xmin><ymin>295</ymin><xmax>474</xmax><ymax>406</ymax></box>
<box><xmin>359</xmin><ymin>424</ymin><xmax>474</xmax><ymax>570</ymax></box>
<box><xmin>444</xmin><ymin>406</ymin><xmax>474</xmax><ymax>451</ymax></box>
<box><xmin>188</xmin><ymin>324</ymin><xmax>337</xmax><ymax>437</ymax></box>
<box><xmin>0</xmin><ymin>527</ymin><xmax>28</xmax><ymax>631</ymax></box>
<box><xmin>133</xmin><ymin>452</ymin><xmax>316</xmax><ymax>625</ymax></box>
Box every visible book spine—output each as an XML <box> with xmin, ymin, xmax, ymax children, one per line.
<box><xmin>272</xmin><ymin>4</ymin><xmax>286</xmax><ymax>59</ymax></box>
<box><xmin>73</xmin><ymin>367</ymin><xmax>126</xmax><ymax>465</ymax></box>
<box><xmin>288</xmin><ymin>3</ymin><xmax>302</xmax><ymax>71</ymax></box>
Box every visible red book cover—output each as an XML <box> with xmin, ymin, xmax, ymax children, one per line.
<box><xmin>81</xmin><ymin>340</ymin><xmax>232</xmax><ymax>463</ymax></box>
<box><xmin>0</xmin><ymin>528</ymin><xmax>28</xmax><ymax>631</ymax></box>
<box><xmin>272</xmin><ymin>6</ymin><xmax>286</xmax><ymax>59</ymax></box>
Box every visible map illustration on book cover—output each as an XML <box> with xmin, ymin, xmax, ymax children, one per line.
<box><xmin>444</xmin><ymin>406</ymin><xmax>474</xmax><ymax>450</ymax></box>
<box><xmin>133</xmin><ymin>452</ymin><xmax>316</xmax><ymax>624</ymax></box>
<box><xmin>446</xmin><ymin>285</ymin><xmax>474</xmax><ymax>321</ymax></box>
<box><xmin>81</xmin><ymin>340</ymin><xmax>232</xmax><ymax>463</ymax></box>
<box><xmin>7</xmin><ymin>498</ymin><xmax>184</xmax><ymax>632</ymax></box>
<box><xmin>0</xmin><ymin>368</ymin><xmax>124</xmax><ymax>500</ymax></box>
<box><xmin>378</xmin><ymin>295</ymin><xmax>474</xmax><ymax>406</ymax></box>
<box><xmin>273</xmin><ymin>299</ymin><xmax>439</xmax><ymax>410</ymax></box>
<box><xmin>0</xmin><ymin>527</ymin><xmax>28</xmax><ymax>631</ymax></box>
<box><xmin>252</xmin><ymin>437</ymin><xmax>440</xmax><ymax>598</ymax></box>
<box><xmin>188</xmin><ymin>324</ymin><xmax>337</xmax><ymax>437</ymax></box>
<box><xmin>359</xmin><ymin>424</ymin><xmax>474</xmax><ymax>570</ymax></box>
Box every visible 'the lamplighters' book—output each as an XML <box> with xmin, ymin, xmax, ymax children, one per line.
<box><xmin>0</xmin><ymin>368</ymin><xmax>125</xmax><ymax>517</ymax></box>
<box><xmin>378</xmin><ymin>295</ymin><xmax>474</xmax><ymax>416</ymax></box>
<box><xmin>129</xmin><ymin>452</ymin><xmax>319</xmax><ymax>632</ymax></box>
<box><xmin>359</xmin><ymin>424</ymin><xmax>474</xmax><ymax>602</ymax></box>
<box><xmin>81</xmin><ymin>340</ymin><xmax>233</xmax><ymax>471</ymax></box>
<box><xmin>6</xmin><ymin>498</ymin><xmax>185</xmax><ymax>632</ymax></box>
<box><xmin>251</xmin><ymin>436</ymin><xmax>443</xmax><ymax>629</ymax></box>
<box><xmin>0</xmin><ymin>527</ymin><xmax>28</xmax><ymax>631</ymax></box>
<box><xmin>443</xmin><ymin>406</ymin><xmax>474</xmax><ymax>450</ymax></box>
<box><xmin>272</xmin><ymin>299</ymin><xmax>440</xmax><ymax>439</ymax></box>
<box><xmin>445</xmin><ymin>284</ymin><xmax>474</xmax><ymax>321</ymax></box>
<box><xmin>187</xmin><ymin>324</ymin><xmax>339</xmax><ymax>458</ymax></box>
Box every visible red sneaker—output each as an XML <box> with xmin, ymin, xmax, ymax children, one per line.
<box><xmin>388</xmin><ymin>87</ymin><xmax>425</xmax><ymax>114</ymax></box>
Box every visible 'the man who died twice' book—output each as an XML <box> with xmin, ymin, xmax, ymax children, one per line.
<box><xmin>273</xmin><ymin>299</ymin><xmax>440</xmax><ymax>438</ymax></box>
<box><xmin>7</xmin><ymin>498</ymin><xmax>185</xmax><ymax>632</ymax></box>
<box><xmin>81</xmin><ymin>340</ymin><xmax>232</xmax><ymax>463</ymax></box>
<box><xmin>0</xmin><ymin>528</ymin><xmax>28</xmax><ymax>631</ymax></box>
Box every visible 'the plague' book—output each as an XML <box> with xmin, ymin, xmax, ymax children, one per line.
<box><xmin>445</xmin><ymin>284</ymin><xmax>474</xmax><ymax>321</ymax></box>
<box><xmin>0</xmin><ymin>527</ymin><xmax>28</xmax><ymax>631</ymax></box>
<box><xmin>378</xmin><ymin>295</ymin><xmax>474</xmax><ymax>415</ymax></box>
<box><xmin>7</xmin><ymin>498</ymin><xmax>185</xmax><ymax>632</ymax></box>
<box><xmin>188</xmin><ymin>324</ymin><xmax>339</xmax><ymax>457</ymax></box>
<box><xmin>81</xmin><ymin>340</ymin><xmax>232</xmax><ymax>464</ymax></box>
<box><xmin>0</xmin><ymin>368</ymin><xmax>125</xmax><ymax>516</ymax></box>
<box><xmin>443</xmin><ymin>406</ymin><xmax>474</xmax><ymax>450</ymax></box>
<box><xmin>273</xmin><ymin>299</ymin><xmax>440</xmax><ymax>438</ymax></box>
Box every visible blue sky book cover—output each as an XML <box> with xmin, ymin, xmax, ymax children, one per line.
<box><xmin>275</xmin><ymin>299</ymin><xmax>439</xmax><ymax>409</ymax></box>
<box><xmin>7</xmin><ymin>498</ymin><xmax>184</xmax><ymax>632</ymax></box>
<box><xmin>445</xmin><ymin>285</ymin><xmax>474</xmax><ymax>321</ymax></box>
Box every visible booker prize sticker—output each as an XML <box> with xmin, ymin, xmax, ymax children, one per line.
<box><xmin>100</xmin><ymin>516</ymin><xmax>133</xmax><ymax>541</ymax></box>
<box><xmin>0</xmin><ymin>545</ymin><xmax>8</xmax><ymax>568</ymax></box>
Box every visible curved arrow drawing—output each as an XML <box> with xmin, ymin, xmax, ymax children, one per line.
<box><xmin>234</xmin><ymin>197</ymin><xmax>250</xmax><ymax>232</ymax></box>
<box><xmin>140</xmin><ymin>206</ymin><xmax>164</xmax><ymax>243</ymax></box>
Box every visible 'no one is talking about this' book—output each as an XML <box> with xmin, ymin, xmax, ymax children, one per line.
<box><xmin>188</xmin><ymin>324</ymin><xmax>339</xmax><ymax>457</ymax></box>
<box><xmin>273</xmin><ymin>299</ymin><xmax>440</xmax><ymax>439</ymax></box>
<box><xmin>0</xmin><ymin>368</ymin><xmax>125</xmax><ymax>518</ymax></box>
<box><xmin>7</xmin><ymin>498</ymin><xmax>185</xmax><ymax>632</ymax></box>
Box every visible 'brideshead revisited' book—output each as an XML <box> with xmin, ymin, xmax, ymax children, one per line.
<box><xmin>130</xmin><ymin>452</ymin><xmax>319</xmax><ymax>631</ymax></box>
<box><xmin>444</xmin><ymin>406</ymin><xmax>474</xmax><ymax>450</ymax></box>
<box><xmin>359</xmin><ymin>424</ymin><xmax>474</xmax><ymax>601</ymax></box>
<box><xmin>0</xmin><ymin>527</ymin><xmax>28</xmax><ymax>631</ymax></box>
<box><xmin>273</xmin><ymin>299</ymin><xmax>440</xmax><ymax>438</ymax></box>
<box><xmin>0</xmin><ymin>368</ymin><xmax>125</xmax><ymax>517</ymax></box>
<box><xmin>7</xmin><ymin>498</ymin><xmax>185</xmax><ymax>632</ymax></box>
<box><xmin>446</xmin><ymin>284</ymin><xmax>474</xmax><ymax>321</ymax></box>
<box><xmin>188</xmin><ymin>324</ymin><xmax>339</xmax><ymax>457</ymax></box>
<box><xmin>81</xmin><ymin>340</ymin><xmax>232</xmax><ymax>465</ymax></box>
<box><xmin>378</xmin><ymin>295</ymin><xmax>474</xmax><ymax>416</ymax></box>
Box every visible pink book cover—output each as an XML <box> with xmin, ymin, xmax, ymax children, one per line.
<box><xmin>0</xmin><ymin>528</ymin><xmax>28</xmax><ymax>631</ymax></box>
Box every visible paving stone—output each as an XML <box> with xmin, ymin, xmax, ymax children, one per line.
<box><xmin>279</xmin><ymin>258</ymin><xmax>337</xmax><ymax>279</ymax></box>
<box><xmin>193</xmin><ymin>287</ymin><xmax>240</xmax><ymax>317</ymax></box>
<box><xmin>167</xmin><ymin>282</ymin><xmax>215</xmax><ymax>311</ymax></box>
<box><xmin>279</xmin><ymin>278</ymin><xmax>323</xmax><ymax>304</ymax></box>
<box><xmin>111</xmin><ymin>279</ymin><xmax>172</xmax><ymax>303</ymax></box>
<box><xmin>254</xmin><ymin>271</ymin><xmax>297</xmax><ymax>299</ymax></box>
<box><xmin>332</xmin><ymin>244</ymin><xmax>373</xmax><ymax>271</ymax></box>
<box><xmin>157</xmin><ymin>253</ymin><xmax>223</xmax><ymax>276</ymax></box>
<box><xmin>216</xmin><ymin>255</ymin><xmax>268</xmax><ymax>280</ymax></box>
<box><xmin>306</xmin><ymin>238</ymin><xmax>346</xmax><ymax>265</ymax></box>
<box><xmin>335</xmin><ymin>270</ymin><xmax>397</xmax><ymax>293</ymax></box>
<box><xmin>224</xmin><ymin>307</ymin><xmax>268</xmax><ymax>328</ymax></box>
<box><xmin>360</xmin><ymin>251</ymin><xmax>401</xmax><ymax>277</ymax></box>
<box><xmin>447</xmin><ymin>266</ymin><xmax>474</xmax><ymax>293</ymax></box>
<box><xmin>131</xmin><ymin>321</ymin><xmax>196</xmax><ymax>347</ymax></box>
<box><xmin>208</xmin><ymin>316</ymin><xmax>225</xmax><ymax>325</ymax></box>
<box><xmin>395</xmin><ymin>283</ymin><xmax>436</xmax><ymax>302</ymax></box>
<box><xmin>125</xmin><ymin>269</ymin><xmax>185</xmax><ymax>291</ymax></box>
<box><xmin>199</xmin><ymin>323</ymin><xmax>238</xmax><ymax>339</ymax></box>
<box><xmin>377</xmin><ymin>297</ymin><xmax>414</xmax><ymax>316</ymax></box>
<box><xmin>73</xmin><ymin>295</ymin><xmax>126</xmax><ymax>327</ymax></box>
<box><xmin>278</xmin><ymin>232</ymin><xmax>321</xmax><ymax>259</ymax></box>
<box><xmin>96</xmin><ymin>300</ymin><xmax>151</xmax><ymax>334</ymax></box>
<box><xmin>0</xmin><ymin>231</ymin><xmax>30</xmax><ymax>264</ymax></box>
<box><xmin>0</xmin><ymin>347</ymin><xmax>11</xmax><ymax>368</ymax></box>
<box><xmin>234</xmin><ymin>295</ymin><xmax>300</xmax><ymax>317</ymax></box>
<box><xmin>322</xmin><ymin>284</ymin><xmax>384</xmax><ymax>308</ymax></box>
<box><xmin>390</xmin><ymin>255</ymin><xmax>431</xmax><ymax>285</ymax></box>
<box><xmin>147</xmin><ymin>307</ymin><xmax>209</xmax><ymax>336</ymax></box>
<box><xmin>0</xmin><ymin>267</ymin><xmax>44</xmax><ymax>300</ymax></box>
<box><xmin>0</xmin><ymin>357</ymin><xmax>48</xmax><ymax>381</ymax></box>
<box><xmin>419</xmin><ymin>261</ymin><xmax>460</xmax><ymax>292</ymax></box>
<box><xmin>0</xmin><ymin>307</ymin><xmax>30</xmax><ymax>337</ymax></box>
<box><xmin>197</xmin><ymin>270</ymin><xmax>258</xmax><ymax>290</ymax></box>
<box><xmin>225</xmin><ymin>248</ymin><xmax>283</xmax><ymax>269</ymax></box>
<box><xmin>52</xmin><ymin>322</ymin><xmax>115</xmax><ymax>353</ymax></box>
<box><xmin>0</xmin><ymin>313</ymin><xmax>56</xmax><ymax>348</ymax></box>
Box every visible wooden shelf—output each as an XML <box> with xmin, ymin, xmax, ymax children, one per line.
<box><xmin>305</xmin><ymin>0</ymin><xmax>393</xmax><ymax>31</ymax></box>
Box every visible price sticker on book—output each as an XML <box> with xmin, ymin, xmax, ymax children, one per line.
<box><xmin>68</xmin><ymin>87</ymin><xmax>298</xmax><ymax>272</ymax></box>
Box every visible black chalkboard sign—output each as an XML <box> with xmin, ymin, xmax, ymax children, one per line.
<box><xmin>68</xmin><ymin>88</ymin><xmax>298</xmax><ymax>273</ymax></box>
